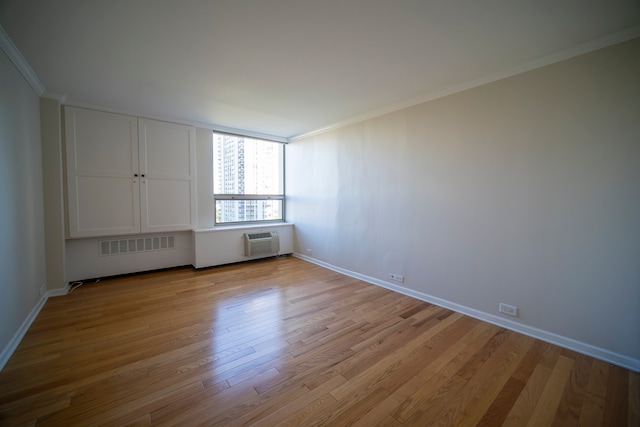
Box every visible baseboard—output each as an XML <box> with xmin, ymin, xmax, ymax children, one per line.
<box><xmin>293</xmin><ymin>253</ymin><xmax>640</xmax><ymax>373</ymax></box>
<box><xmin>0</xmin><ymin>292</ymin><xmax>48</xmax><ymax>371</ymax></box>
<box><xmin>0</xmin><ymin>284</ymin><xmax>70</xmax><ymax>371</ymax></box>
<box><xmin>48</xmin><ymin>285</ymin><xmax>69</xmax><ymax>297</ymax></box>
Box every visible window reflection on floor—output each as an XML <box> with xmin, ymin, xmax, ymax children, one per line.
<box><xmin>210</xmin><ymin>288</ymin><xmax>284</xmax><ymax>374</ymax></box>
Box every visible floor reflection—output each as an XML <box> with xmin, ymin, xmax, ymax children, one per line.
<box><xmin>209</xmin><ymin>287</ymin><xmax>285</xmax><ymax>375</ymax></box>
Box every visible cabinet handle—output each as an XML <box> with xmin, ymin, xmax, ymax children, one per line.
<box><xmin>134</xmin><ymin>174</ymin><xmax>138</xmax><ymax>177</ymax></box>
<box><xmin>141</xmin><ymin>174</ymin><xmax>146</xmax><ymax>177</ymax></box>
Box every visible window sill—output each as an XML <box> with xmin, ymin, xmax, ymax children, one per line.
<box><xmin>193</xmin><ymin>222</ymin><xmax>294</xmax><ymax>233</ymax></box>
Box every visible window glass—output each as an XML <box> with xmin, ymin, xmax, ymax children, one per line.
<box><xmin>213</xmin><ymin>133</ymin><xmax>284</xmax><ymax>224</ymax></box>
<box><xmin>215</xmin><ymin>199</ymin><xmax>283</xmax><ymax>224</ymax></box>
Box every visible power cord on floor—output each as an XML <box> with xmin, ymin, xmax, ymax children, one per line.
<box><xmin>67</xmin><ymin>278</ymin><xmax>100</xmax><ymax>294</ymax></box>
<box><xmin>67</xmin><ymin>281</ymin><xmax>83</xmax><ymax>293</ymax></box>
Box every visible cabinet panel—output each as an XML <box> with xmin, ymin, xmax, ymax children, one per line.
<box><xmin>140</xmin><ymin>119</ymin><xmax>193</xmax><ymax>178</ymax></box>
<box><xmin>74</xmin><ymin>176</ymin><xmax>140</xmax><ymax>235</ymax></box>
<box><xmin>66</xmin><ymin>107</ymin><xmax>138</xmax><ymax>175</ymax></box>
<box><xmin>65</xmin><ymin>109</ymin><xmax>196</xmax><ymax>238</ymax></box>
<box><xmin>139</xmin><ymin>119</ymin><xmax>196</xmax><ymax>233</ymax></box>
<box><xmin>141</xmin><ymin>179</ymin><xmax>193</xmax><ymax>232</ymax></box>
<box><xmin>66</xmin><ymin>107</ymin><xmax>139</xmax><ymax>237</ymax></box>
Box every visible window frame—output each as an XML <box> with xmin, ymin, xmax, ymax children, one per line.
<box><xmin>212</xmin><ymin>131</ymin><xmax>285</xmax><ymax>226</ymax></box>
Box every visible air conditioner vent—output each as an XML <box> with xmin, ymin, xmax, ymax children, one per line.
<box><xmin>244</xmin><ymin>231</ymin><xmax>280</xmax><ymax>256</ymax></box>
<box><xmin>247</xmin><ymin>232</ymin><xmax>273</xmax><ymax>239</ymax></box>
<box><xmin>99</xmin><ymin>235</ymin><xmax>175</xmax><ymax>256</ymax></box>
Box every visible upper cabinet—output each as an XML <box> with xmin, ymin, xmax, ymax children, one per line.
<box><xmin>65</xmin><ymin>107</ymin><xmax>196</xmax><ymax>238</ymax></box>
<box><xmin>138</xmin><ymin>118</ymin><xmax>196</xmax><ymax>234</ymax></box>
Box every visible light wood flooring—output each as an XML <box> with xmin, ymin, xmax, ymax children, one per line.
<box><xmin>0</xmin><ymin>256</ymin><xmax>637</xmax><ymax>426</ymax></box>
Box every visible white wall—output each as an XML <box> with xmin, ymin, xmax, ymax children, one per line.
<box><xmin>286</xmin><ymin>38</ymin><xmax>640</xmax><ymax>369</ymax></box>
<box><xmin>194</xmin><ymin>223</ymin><xmax>294</xmax><ymax>268</ymax></box>
<box><xmin>196</xmin><ymin>127</ymin><xmax>216</xmax><ymax>229</ymax></box>
<box><xmin>0</xmin><ymin>49</ymin><xmax>47</xmax><ymax>365</ymax></box>
<box><xmin>40</xmin><ymin>97</ymin><xmax>66</xmax><ymax>291</ymax></box>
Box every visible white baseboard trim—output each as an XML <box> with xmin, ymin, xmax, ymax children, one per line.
<box><xmin>293</xmin><ymin>253</ymin><xmax>640</xmax><ymax>373</ymax></box>
<box><xmin>48</xmin><ymin>285</ymin><xmax>69</xmax><ymax>297</ymax></box>
<box><xmin>0</xmin><ymin>292</ymin><xmax>48</xmax><ymax>371</ymax></box>
<box><xmin>0</xmin><ymin>285</ymin><xmax>69</xmax><ymax>371</ymax></box>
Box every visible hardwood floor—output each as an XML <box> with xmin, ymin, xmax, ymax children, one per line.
<box><xmin>0</xmin><ymin>256</ymin><xmax>637</xmax><ymax>426</ymax></box>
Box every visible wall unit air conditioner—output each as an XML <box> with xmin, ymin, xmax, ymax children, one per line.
<box><xmin>244</xmin><ymin>231</ymin><xmax>280</xmax><ymax>256</ymax></box>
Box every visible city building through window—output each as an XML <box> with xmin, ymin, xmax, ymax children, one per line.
<box><xmin>213</xmin><ymin>132</ymin><xmax>284</xmax><ymax>224</ymax></box>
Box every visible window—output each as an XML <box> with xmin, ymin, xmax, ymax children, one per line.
<box><xmin>213</xmin><ymin>132</ymin><xmax>284</xmax><ymax>224</ymax></box>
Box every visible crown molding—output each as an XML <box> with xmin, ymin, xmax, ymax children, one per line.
<box><xmin>290</xmin><ymin>25</ymin><xmax>640</xmax><ymax>142</ymax></box>
<box><xmin>0</xmin><ymin>24</ymin><xmax>45</xmax><ymax>96</ymax></box>
<box><xmin>61</xmin><ymin>99</ymin><xmax>288</xmax><ymax>143</ymax></box>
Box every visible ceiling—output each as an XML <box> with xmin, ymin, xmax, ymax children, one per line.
<box><xmin>1</xmin><ymin>1</ymin><xmax>639</xmax><ymax>140</ymax></box>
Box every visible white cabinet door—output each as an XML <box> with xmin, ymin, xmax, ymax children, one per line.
<box><xmin>138</xmin><ymin>119</ymin><xmax>196</xmax><ymax>233</ymax></box>
<box><xmin>65</xmin><ymin>107</ymin><xmax>140</xmax><ymax>238</ymax></box>
<box><xmin>65</xmin><ymin>108</ymin><xmax>197</xmax><ymax>238</ymax></box>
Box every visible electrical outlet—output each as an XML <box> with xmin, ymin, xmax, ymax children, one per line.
<box><xmin>389</xmin><ymin>273</ymin><xmax>404</xmax><ymax>283</ymax></box>
<box><xmin>306</xmin><ymin>248</ymin><xmax>312</xmax><ymax>255</ymax></box>
<box><xmin>499</xmin><ymin>303</ymin><xmax>518</xmax><ymax>317</ymax></box>
<box><xmin>39</xmin><ymin>284</ymin><xmax>46</xmax><ymax>296</ymax></box>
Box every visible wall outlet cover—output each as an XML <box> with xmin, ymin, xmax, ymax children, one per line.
<box><xmin>499</xmin><ymin>303</ymin><xmax>518</xmax><ymax>317</ymax></box>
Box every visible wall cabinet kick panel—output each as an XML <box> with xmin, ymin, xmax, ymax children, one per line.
<box><xmin>65</xmin><ymin>107</ymin><xmax>196</xmax><ymax>238</ymax></box>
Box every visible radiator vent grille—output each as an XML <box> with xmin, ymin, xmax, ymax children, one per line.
<box><xmin>99</xmin><ymin>235</ymin><xmax>175</xmax><ymax>256</ymax></box>
<box><xmin>244</xmin><ymin>231</ymin><xmax>280</xmax><ymax>256</ymax></box>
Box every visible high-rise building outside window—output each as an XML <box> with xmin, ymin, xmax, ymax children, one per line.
<box><xmin>213</xmin><ymin>132</ymin><xmax>284</xmax><ymax>224</ymax></box>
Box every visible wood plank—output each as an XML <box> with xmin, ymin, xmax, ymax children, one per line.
<box><xmin>328</xmin><ymin>313</ymin><xmax>467</xmax><ymax>402</ymax></box>
<box><xmin>419</xmin><ymin>333</ymin><xmax>534</xmax><ymax>427</ymax></box>
<box><xmin>628</xmin><ymin>370</ymin><xmax>639</xmax><ymax>427</ymax></box>
<box><xmin>578</xmin><ymin>393</ymin><xmax>605</xmax><ymax>427</ymax></box>
<box><xmin>475</xmin><ymin>339</ymin><xmax>547</xmax><ymax>426</ymax></box>
<box><xmin>602</xmin><ymin>364</ymin><xmax>629</xmax><ymax>427</ymax></box>
<box><xmin>245</xmin><ymin>374</ymin><xmax>347</xmax><ymax>426</ymax></box>
<box><xmin>526</xmin><ymin>355</ymin><xmax>575</xmax><ymax>427</ymax></box>
<box><xmin>0</xmin><ymin>257</ymin><xmax>634</xmax><ymax>426</ymax></box>
<box><xmin>551</xmin><ymin>353</ymin><xmax>592</xmax><ymax>426</ymax></box>
<box><xmin>303</xmin><ymin>386</ymin><xmax>390</xmax><ymax>426</ymax></box>
<box><xmin>273</xmin><ymin>392</ymin><xmax>337</xmax><ymax>427</ymax></box>
<box><xmin>475</xmin><ymin>377</ymin><xmax>525</xmax><ymax>427</ymax></box>
<box><xmin>389</xmin><ymin>322</ymin><xmax>500</xmax><ymax>423</ymax></box>
<box><xmin>503</xmin><ymin>362</ymin><xmax>554</xmax><ymax>426</ymax></box>
<box><xmin>352</xmin><ymin>375</ymin><xmax>425</xmax><ymax>427</ymax></box>
<box><xmin>586</xmin><ymin>359</ymin><xmax>610</xmax><ymax>399</ymax></box>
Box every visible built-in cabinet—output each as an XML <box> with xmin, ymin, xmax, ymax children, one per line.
<box><xmin>65</xmin><ymin>107</ymin><xmax>196</xmax><ymax>238</ymax></box>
